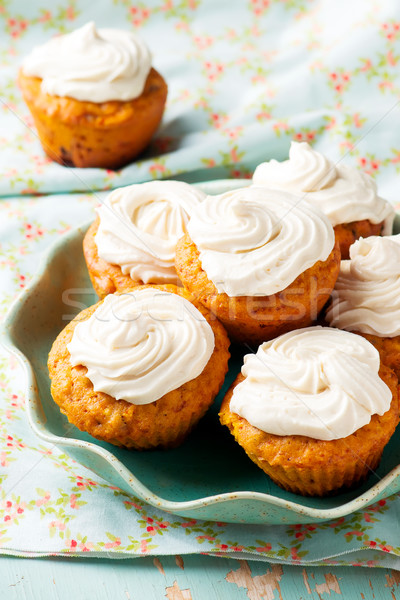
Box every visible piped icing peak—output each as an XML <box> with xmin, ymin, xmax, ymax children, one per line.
<box><xmin>96</xmin><ymin>180</ymin><xmax>205</xmax><ymax>286</ymax></box>
<box><xmin>253</xmin><ymin>142</ymin><xmax>394</xmax><ymax>231</ymax></box>
<box><xmin>22</xmin><ymin>22</ymin><xmax>152</xmax><ymax>103</ymax></box>
<box><xmin>326</xmin><ymin>234</ymin><xmax>400</xmax><ymax>336</ymax></box>
<box><xmin>67</xmin><ymin>289</ymin><xmax>215</xmax><ymax>404</ymax></box>
<box><xmin>230</xmin><ymin>327</ymin><xmax>391</xmax><ymax>440</ymax></box>
<box><xmin>187</xmin><ymin>185</ymin><xmax>334</xmax><ymax>297</ymax></box>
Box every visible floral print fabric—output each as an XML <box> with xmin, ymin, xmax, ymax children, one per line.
<box><xmin>1</xmin><ymin>0</ymin><xmax>400</xmax><ymax>564</ymax></box>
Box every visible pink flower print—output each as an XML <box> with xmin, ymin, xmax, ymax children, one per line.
<box><xmin>379</xmin><ymin>544</ymin><xmax>393</xmax><ymax>553</ymax></box>
<box><xmin>38</xmin><ymin>10</ymin><xmax>52</xmax><ymax>23</ymax></box>
<box><xmin>364</xmin><ymin>512</ymin><xmax>373</xmax><ymax>523</ymax></box>
<box><xmin>360</xmin><ymin>58</ymin><xmax>372</xmax><ymax>72</ymax></box>
<box><xmin>382</xmin><ymin>22</ymin><xmax>400</xmax><ymax>41</ymax></box>
<box><xmin>329</xmin><ymin>517</ymin><xmax>345</xmax><ymax>527</ymax></box>
<box><xmin>6</xmin><ymin>435</ymin><xmax>21</xmax><ymax>447</ymax></box>
<box><xmin>230</xmin><ymin>545</ymin><xmax>244</xmax><ymax>552</ymax></box>
<box><xmin>255</xmin><ymin>543</ymin><xmax>272</xmax><ymax>553</ymax></box>
<box><xmin>3</xmin><ymin>499</ymin><xmax>26</xmax><ymax>522</ymax></box>
<box><xmin>4</xmin><ymin>168</ymin><xmax>17</xmax><ymax>178</ymax></box>
<box><xmin>149</xmin><ymin>163</ymin><xmax>167</xmax><ymax>176</ymax></box>
<box><xmin>390</xmin><ymin>150</ymin><xmax>400</xmax><ymax>164</ymax></box>
<box><xmin>226</xmin><ymin>29</ymin><xmax>238</xmax><ymax>40</ymax></box>
<box><xmin>38</xmin><ymin>447</ymin><xmax>52</xmax><ymax>456</ymax></box>
<box><xmin>75</xmin><ymin>475</ymin><xmax>98</xmax><ymax>490</ymax></box>
<box><xmin>24</xmin><ymin>223</ymin><xmax>44</xmax><ymax>241</ymax></box>
<box><xmin>217</xmin><ymin>543</ymin><xmax>228</xmax><ymax>551</ymax></box>
<box><xmin>36</xmin><ymin>492</ymin><xmax>50</xmax><ymax>507</ymax></box>
<box><xmin>50</xmin><ymin>520</ymin><xmax>66</xmax><ymax>531</ymax></box>
<box><xmin>21</xmin><ymin>187</ymin><xmax>39</xmax><ymax>195</ymax></box>
<box><xmin>202</xmin><ymin>158</ymin><xmax>216</xmax><ymax>168</ymax></box>
<box><xmin>252</xmin><ymin>74</ymin><xmax>267</xmax><ymax>85</ymax></box>
<box><xmin>358</xmin><ymin>156</ymin><xmax>381</xmax><ymax>176</ymax></box>
<box><xmin>250</xmin><ymin>0</ymin><xmax>270</xmax><ymax>16</ymax></box>
<box><xmin>70</xmin><ymin>494</ymin><xmax>78</xmax><ymax>509</ymax></box>
<box><xmin>345</xmin><ymin>530</ymin><xmax>364</xmax><ymax>538</ymax></box>
<box><xmin>124</xmin><ymin>500</ymin><xmax>144</xmax><ymax>511</ymax></box>
<box><xmin>140</xmin><ymin>539</ymin><xmax>149</xmax><ymax>554</ymax></box>
<box><xmin>161</xmin><ymin>0</ymin><xmax>173</xmax><ymax>10</ymax></box>
<box><xmin>130</xmin><ymin>6</ymin><xmax>151</xmax><ymax>27</ymax></box>
<box><xmin>66</xmin><ymin>5</ymin><xmax>77</xmax><ymax>20</ymax></box>
<box><xmin>196</xmin><ymin>534</ymin><xmax>215</xmax><ymax>542</ymax></box>
<box><xmin>0</xmin><ymin>452</ymin><xmax>9</xmax><ymax>467</ymax></box>
<box><xmin>7</xmin><ymin>17</ymin><xmax>30</xmax><ymax>38</ymax></box>
<box><xmin>66</xmin><ymin>539</ymin><xmax>78</xmax><ymax>549</ymax></box>
<box><xmin>10</xmin><ymin>394</ymin><xmax>22</xmax><ymax>409</ymax></box>
<box><xmin>386</xmin><ymin>50</ymin><xmax>397</xmax><ymax>67</ymax></box>
<box><xmin>104</xmin><ymin>538</ymin><xmax>121</xmax><ymax>549</ymax></box>
<box><xmin>194</xmin><ymin>35</ymin><xmax>214</xmax><ymax>50</ymax></box>
<box><xmin>366</xmin><ymin>540</ymin><xmax>377</xmax><ymax>547</ymax></box>
<box><xmin>181</xmin><ymin>519</ymin><xmax>197</xmax><ymax>528</ymax></box>
<box><xmin>210</xmin><ymin>112</ymin><xmax>228</xmax><ymax>129</ymax></box>
<box><xmin>79</xmin><ymin>541</ymin><xmax>93</xmax><ymax>552</ymax></box>
<box><xmin>175</xmin><ymin>21</ymin><xmax>189</xmax><ymax>32</ymax></box>
<box><xmin>230</xmin><ymin>147</ymin><xmax>241</xmax><ymax>163</ymax></box>
<box><xmin>273</xmin><ymin>121</ymin><xmax>289</xmax><ymax>134</ymax></box>
<box><xmin>145</xmin><ymin>517</ymin><xmax>169</xmax><ymax>535</ymax></box>
<box><xmin>204</xmin><ymin>61</ymin><xmax>225</xmax><ymax>82</ymax></box>
<box><xmin>379</xmin><ymin>80</ymin><xmax>394</xmax><ymax>91</ymax></box>
<box><xmin>291</xmin><ymin>547</ymin><xmax>300</xmax><ymax>562</ymax></box>
<box><xmin>257</xmin><ymin>109</ymin><xmax>272</xmax><ymax>121</ymax></box>
<box><xmin>224</xmin><ymin>126</ymin><xmax>243</xmax><ymax>140</ymax></box>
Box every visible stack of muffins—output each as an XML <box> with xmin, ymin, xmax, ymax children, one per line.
<box><xmin>36</xmin><ymin>25</ymin><xmax>399</xmax><ymax>497</ymax></box>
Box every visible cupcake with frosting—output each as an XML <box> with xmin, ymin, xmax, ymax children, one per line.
<box><xmin>175</xmin><ymin>186</ymin><xmax>340</xmax><ymax>344</ymax></box>
<box><xmin>48</xmin><ymin>285</ymin><xmax>230</xmax><ymax>449</ymax></box>
<box><xmin>19</xmin><ymin>22</ymin><xmax>167</xmax><ymax>169</ymax></box>
<box><xmin>84</xmin><ymin>180</ymin><xmax>205</xmax><ymax>298</ymax></box>
<box><xmin>326</xmin><ymin>234</ymin><xmax>400</xmax><ymax>379</ymax></box>
<box><xmin>219</xmin><ymin>327</ymin><xmax>399</xmax><ymax>496</ymax></box>
<box><xmin>253</xmin><ymin>142</ymin><xmax>394</xmax><ymax>258</ymax></box>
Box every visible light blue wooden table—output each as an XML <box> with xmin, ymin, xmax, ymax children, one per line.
<box><xmin>1</xmin><ymin>555</ymin><xmax>400</xmax><ymax>599</ymax></box>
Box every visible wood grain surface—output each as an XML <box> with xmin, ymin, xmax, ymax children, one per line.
<box><xmin>1</xmin><ymin>555</ymin><xmax>400</xmax><ymax>600</ymax></box>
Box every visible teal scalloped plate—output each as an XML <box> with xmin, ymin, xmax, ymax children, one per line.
<box><xmin>3</xmin><ymin>179</ymin><xmax>400</xmax><ymax>525</ymax></box>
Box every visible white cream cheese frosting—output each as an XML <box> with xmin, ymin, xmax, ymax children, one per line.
<box><xmin>186</xmin><ymin>186</ymin><xmax>335</xmax><ymax>297</ymax></box>
<box><xmin>326</xmin><ymin>234</ymin><xmax>400</xmax><ymax>337</ymax></box>
<box><xmin>22</xmin><ymin>22</ymin><xmax>152</xmax><ymax>103</ymax></box>
<box><xmin>96</xmin><ymin>180</ymin><xmax>205</xmax><ymax>285</ymax></box>
<box><xmin>230</xmin><ymin>327</ymin><xmax>391</xmax><ymax>440</ymax></box>
<box><xmin>67</xmin><ymin>289</ymin><xmax>215</xmax><ymax>405</ymax></box>
<box><xmin>253</xmin><ymin>142</ymin><xmax>394</xmax><ymax>233</ymax></box>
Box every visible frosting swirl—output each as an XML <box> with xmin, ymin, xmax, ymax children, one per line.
<box><xmin>96</xmin><ymin>180</ymin><xmax>205</xmax><ymax>285</ymax></box>
<box><xmin>253</xmin><ymin>142</ymin><xmax>394</xmax><ymax>232</ymax></box>
<box><xmin>230</xmin><ymin>327</ymin><xmax>391</xmax><ymax>440</ymax></box>
<box><xmin>67</xmin><ymin>289</ymin><xmax>215</xmax><ymax>405</ymax></box>
<box><xmin>187</xmin><ymin>186</ymin><xmax>334</xmax><ymax>297</ymax></box>
<box><xmin>326</xmin><ymin>234</ymin><xmax>400</xmax><ymax>336</ymax></box>
<box><xmin>22</xmin><ymin>22</ymin><xmax>152</xmax><ymax>103</ymax></box>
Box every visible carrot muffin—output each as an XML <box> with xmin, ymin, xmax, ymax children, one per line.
<box><xmin>252</xmin><ymin>142</ymin><xmax>394</xmax><ymax>258</ymax></box>
<box><xmin>84</xmin><ymin>180</ymin><xmax>205</xmax><ymax>298</ymax></box>
<box><xmin>48</xmin><ymin>285</ymin><xmax>230</xmax><ymax>450</ymax></box>
<box><xmin>325</xmin><ymin>234</ymin><xmax>400</xmax><ymax>379</ymax></box>
<box><xmin>175</xmin><ymin>186</ymin><xmax>340</xmax><ymax>345</ymax></box>
<box><xmin>19</xmin><ymin>22</ymin><xmax>167</xmax><ymax>169</ymax></box>
<box><xmin>219</xmin><ymin>327</ymin><xmax>399</xmax><ymax>496</ymax></box>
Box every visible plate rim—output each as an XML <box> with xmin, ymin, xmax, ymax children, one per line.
<box><xmin>2</xmin><ymin>177</ymin><xmax>400</xmax><ymax>522</ymax></box>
